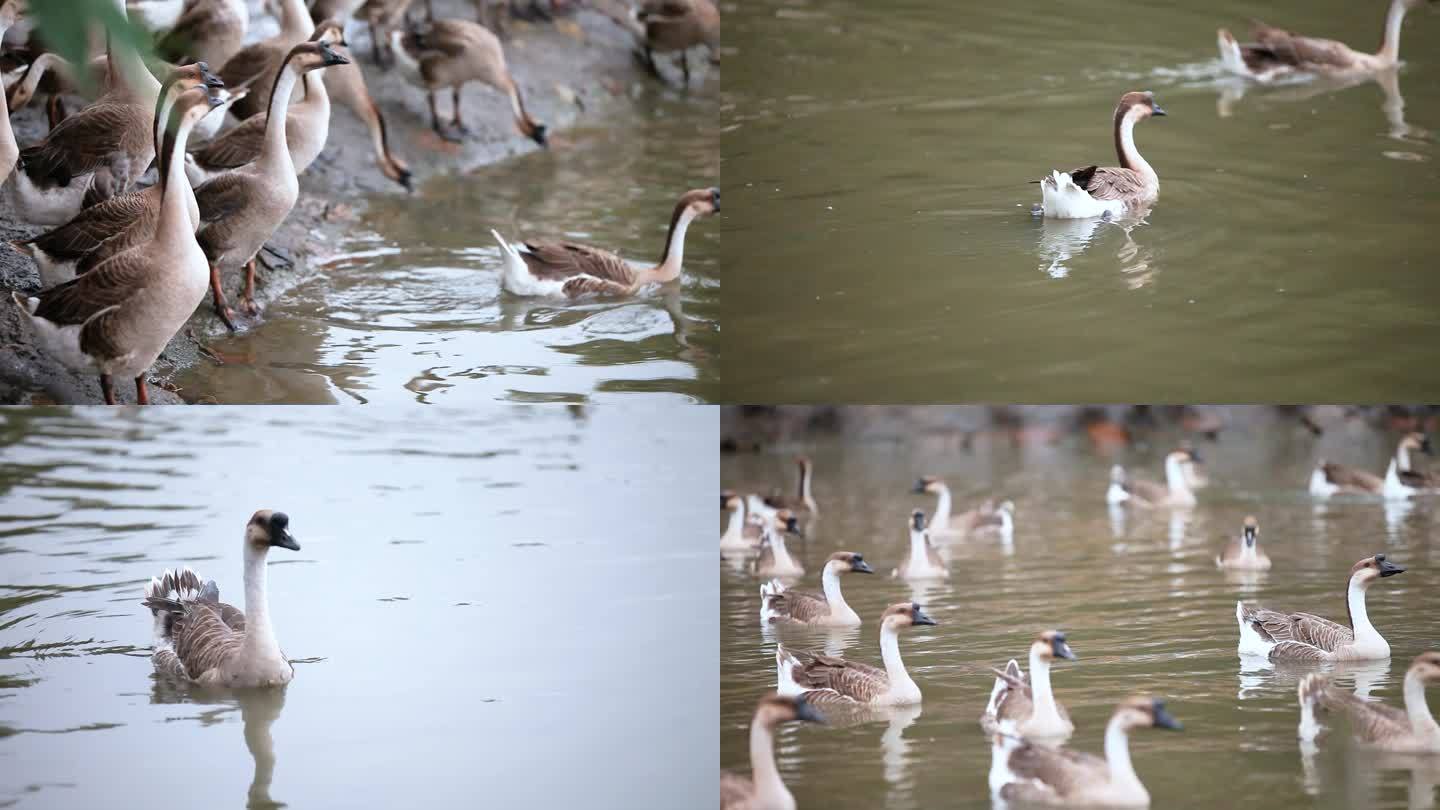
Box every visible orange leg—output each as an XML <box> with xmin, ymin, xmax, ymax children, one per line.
<box><xmin>240</xmin><ymin>258</ymin><xmax>260</xmax><ymax>316</ymax></box>
<box><xmin>99</xmin><ymin>374</ymin><xmax>116</xmax><ymax>405</ymax></box>
<box><xmin>210</xmin><ymin>264</ymin><xmax>237</xmax><ymax>331</ymax></box>
<box><xmin>134</xmin><ymin>376</ymin><xmax>150</xmax><ymax>405</ymax></box>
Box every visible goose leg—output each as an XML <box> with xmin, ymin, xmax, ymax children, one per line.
<box><xmin>99</xmin><ymin>374</ymin><xmax>116</xmax><ymax>405</ymax></box>
<box><xmin>643</xmin><ymin>46</ymin><xmax>660</xmax><ymax>78</ymax></box>
<box><xmin>425</xmin><ymin>0</ymin><xmax>435</xmax><ymax>22</ymax></box>
<box><xmin>210</xmin><ymin>265</ymin><xmax>238</xmax><ymax>331</ymax></box>
<box><xmin>681</xmin><ymin>50</ymin><xmax>690</xmax><ymax>85</ymax></box>
<box><xmin>451</xmin><ymin>87</ymin><xmax>470</xmax><ymax>136</ymax></box>
<box><xmin>239</xmin><ymin>259</ymin><xmax>260</xmax><ymax>316</ymax></box>
<box><xmin>370</xmin><ymin>21</ymin><xmax>384</xmax><ymax>65</ymax></box>
<box><xmin>134</xmin><ymin>376</ymin><xmax>149</xmax><ymax>405</ymax></box>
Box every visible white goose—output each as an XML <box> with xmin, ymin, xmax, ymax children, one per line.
<box><xmin>893</xmin><ymin>509</ymin><xmax>948</xmax><ymax>580</ymax></box>
<box><xmin>776</xmin><ymin>602</ymin><xmax>937</xmax><ymax>707</ymax></box>
<box><xmin>982</xmin><ymin>630</ymin><xmax>1077</xmax><ymax>742</ymax></box>
<box><xmin>1215</xmin><ymin>516</ymin><xmax>1271</xmax><ymax>570</ymax></box>
<box><xmin>760</xmin><ymin>552</ymin><xmax>873</xmax><ymax>627</ymax></box>
<box><xmin>1237</xmin><ymin>554</ymin><xmax>1404</xmax><ymax>661</ymax></box>
<box><xmin>1382</xmin><ymin>432</ymin><xmax>1436</xmax><ymax>499</ymax></box>
<box><xmin>142</xmin><ymin>510</ymin><xmax>300</xmax><ymax>688</ymax></box>
<box><xmin>1038</xmin><ymin>91</ymin><xmax>1166</xmax><ymax>220</ymax></box>
<box><xmin>1106</xmin><ymin>448</ymin><xmax>1200</xmax><ymax>508</ymax></box>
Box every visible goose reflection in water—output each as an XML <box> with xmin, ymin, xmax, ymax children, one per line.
<box><xmin>150</xmin><ymin>681</ymin><xmax>288</xmax><ymax>810</ymax></box>
<box><xmin>1034</xmin><ymin>207</ymin><xmax>1157</xmax><ymax>287</ymax></box>
<box><xmin>1216</xmin><ymin>68</ymin><xmax>1432</xmax><ymax>151</ymax></box>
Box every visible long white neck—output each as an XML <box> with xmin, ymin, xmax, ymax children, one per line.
<box><xmin>768</xmin><ymin>533</ymin><xmax>795</xmax><ymax>568</ymax></box>
<box><xmin>749</xmin><ymin>718</ymin><xmax>792</xmax><ymax>809</ymax></box>
<box><xmin>1164</xmin><ymin>456</ymin><xmax>1194</xmax><ymax>502</ymax></box>
<box><xmin>1397</xmin><ymin>444</ymin><xmax>1413</xmax><ymax>472</ymax></box>
<box><xmin>1116</xmin><ymin>112</ymin><xmax>1156</xmax><ymax>187</ymax></box>
<box><xmin>241</xmin><ymin>545</ymin><xmax>282</xmax><ymax>658</ymax></box>
<box><xmin>721</xmin><ymin>503</ymin><xmax>744</xmax><ymax>544</ymax></box>
<box><xmin>1029</xmin><ymin>647</ymin><xmax>1060</xmax><ymax>722</ymax></box>
<box><xmin>0</xmin><ymin>23</ymin><xmax>15</xmax><ymax>180</ymax></box>
<box><xmin>1103</xmin><ymin>717</ymin><xmax>1144</xmax><ymax>794</ymax></box>
<box><xmin>1347</xmin><ymin>575</ymin><xmax>1384</xmax><ymax>650</ymax></box>
<box><xmin>798</xmin><ymin>464</ymin><xmax>814</xmax><ymax>510</ymax></box>
<box><xmin>653</xmin><ymin>207</ymin><xmax>696</xmax><ymax>283</ymax></box>
<box><xmin>157</xmin><ymin>107</ymin><xmax>200</xmax><ymax>245</ymax></box>
<box><xmin>262</xmin><ymin>62</ymin><xmax>302</xmax><ymax>172</ymax></box>
<box><xmin>1403</xmin><ymin>670</ymin><xmax>1440</xmax><ymax>738</ymax></box>
<box><xmin>820</xmin><ymin>564</ymin><xmax>849</xmax><ymax>613</ymax></box>
<box><xmin>879</xmin><ymin>622</ymin><xmax>915</xmax><ymax>692</ymax></box>
<box><xmin>908</xmin><ymin>529</ymin><xmax>930</xmax><ymax>570</ymax></box>
<box><xmin>1378</xmin><ymin>0</ymin><xmax>1408</xmax><ymax>64</ymax></box>
<box><xmin>930</xmin><ymin>486</ymin><xmax>951</xmax><ymax>532</ymax></box>
<box><xmin>279</xmin><ymin>0</ymin><xmax>314</xmax><ymax>39</ymax></box>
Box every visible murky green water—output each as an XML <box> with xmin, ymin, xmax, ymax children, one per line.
<box><xmin>0</xmin><ymin>404</ymin><xmax>716</xmax><ymax>808</ymax></box>
<box><xmin>721</xmin><ymin>425</ymin><xmax>1440</xmax><ymax>809</ymax></box>
<box><xmin>721</xmin><ymin>0</ymin><xmax>1440</xmax><ymax>402</ymax></box>
<box><xmin>176</xmin><ymin>87</ymin><xmax>719</xmax><ymax>405</ymax></box>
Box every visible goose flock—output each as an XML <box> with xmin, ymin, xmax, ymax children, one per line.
<box><xmin>1038</xmin><ymin>0</ymin><xmax>1434</xmax><ymax>218</ymax></box>
<box><xmin>0</xmin><ymin>0</ymin><xmax>720</xmax><ymax>403</ymax></box>
<box><xmin>721</xmin><ymin>431</ymin><xmax>1440</xmax><ymax>808</ymax></box>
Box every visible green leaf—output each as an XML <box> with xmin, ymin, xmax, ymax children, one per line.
<box><xmin>28</xmin><ymin>0</ymin><xmax>156</xmax><ymax>96</ymax></box>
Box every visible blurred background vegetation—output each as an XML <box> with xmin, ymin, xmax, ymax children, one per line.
<box><xmin>25</xmin><ymin>0</ymin><xmax>152</xmax><ymax>94</ymax></box>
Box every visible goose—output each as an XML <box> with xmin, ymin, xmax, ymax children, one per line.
<box><xmin>719</xmin><ymin>693</ymin><xmax>825</xmax><ymax>810</ymax></box>
<box><xmin>4</xmin><ymin>52</ymin><xmax>74</xmax><ymax>132</ymax></box>
<box><xmin>491</xmin><ymin>188</ymin><xmax>719</xmax><ymax>298</ymax></box>
<box><xmin>967</xmin><ymin>500</ymin><xmax>1015</xmax><ymax>540</ymax></box>
<box><xmin>360</xmin><ymin>0</ymin><xmax>427</xmax><ymax>66</ymax></box>
<box><xmin>316</xmin><ymin>41</ymin><xmax>413</xmax><ymax>190</ymax></box>
<box><xmin>1237</xmin><ymin>554</ymin><xmax>1405</xmax><ymax>661</ymax></box>
<box><xmin>193</xmin><ymin>38</ymin><xmax>351</xmax><ymax>329</ymax></box>
<box><xmin>989</xmin><ymin>695</ymin><xmax>1182</xmax><ymax>807</ymax></box>
<box><xmin>1310</xmin><ymin>459</ymin><xmax>1383</xmax><ymax>497</ymax></box>
<box><xmin>217</xmin><ymin>0</ymin><xmax>316</xmax><ymax>121</ymax></box>
<box><xmin>636</xmin><ymin>0</ymin><xmax>719</xmax><ymax>84</ymax></box>
<box><xmin>760</xmin><ymin>552</ymin><xmax>873</xmax><ymax>627</ymax></box>
<box><xmin>12</xmin><ymin>64</ymin><xmax>225</xmax><ymax>288</ymax></box>
<box><xmin>142</xmin><ymin>510</ymin><xmax>300</xmax><ymax>688</ymax></box>
<box><xmin>982</xmin><ymin>630</ymin><xmax>1077</xmax><ymax>741</ymax></box>
<box><xmin>10</xmin><ymin>85</ymin><xmax>220</xmax><ymax>404</ymax></box>
<box><xmin>186</xmin><ymin>22</ymin><xmax>346</xmax><ymax>189</ymax></box>
<box><xmin>389</xmin><ymin>18</ymin><xmax>548</xmax><ymax>146</ymax></box>
<box><xmin>893</xmin><ymin>509</ymin><xmax>947</xmax><ymax>580</ymax></box>
<box><xmin>1382</xmin><ymin>432</ymin><xmax>1437</xmax><ymax>499</ymax></box>
<box><xmin>754</xmin><ymin>522</ymin><xmax>804</xmax><ymax>579</ymax></box>
<box><xmin>722</xmin><ymin>492</ymin><xmax>801</xmax><ymax>553</ymax></box>
<box><xmin>0</xmin><ymin>0</ymin><xmax>26</xmax><ymax>183</ymax></box>
<box><xmin>720</xmin><ymin>490</ymin><xmax>750</xmax><ymax>553</ymax></box>
<box><xmin>1038</xmin><ymin>91</ymin><xmax>1166</xmax><ymax>220</ymax></box>
<box><xmin>1298</xmin><ymin>652</ymin><xmax>1440</xmax><ymax>753</ymax></box>
<box><xmin>4</xmin><ymin>0</ymin><xmax>167</xmax><ymax>224</ymax></box>
<box><xmin>1217</xmin><ymin>0</ymin><xmax>1434</xmax><ymax>83</ymax></box>
<box><xmin>155</xmin><ymin>0</ymin><xmax>250</xmax><ymax>71</ymax></box>
<box><xmin>1105</xmin><ymin>448</ymin><xmax>1200</xmax><ymax>507</ymax></box>
<box><xmin>1216</xmin><ymin>516</ymin><xmax>1271</xmax><ymax>570</ymax></box>
<box><xmin>764</xmin><ymin>456</ymin><xmax>818</xmax><ymax>515</ymax></box>
<box><xmin>912</xmin><ymin>475</ymin><xmax>960</xmax><ymax>535</ymax></box>
<box><xmin>775</xmin><ymin>602</ymin><xmax>937</xmax><ymax>707</ymax></box>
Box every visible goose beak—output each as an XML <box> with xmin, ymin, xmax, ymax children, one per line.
<box><xmin>1151</xmin><ymin>103</ymin><xmax>1168</xmax><ymax>117</ymax></box>
<box><xmin>784</xmin><ymin>516</ymin><xmax>804</xmax><ymax>537</ymax></box>
<box><xmin>1243</xmin><ymin>527</ymin><xmax>1256</xmax><ymax>547</ymax></box>
<box><xmin>321</xmin><ymin>45</ymin><xmax>351</xmax><ymax>67</ymax></box>
<box><xmin>851</xmin><ymin>559</ymin><xmax>874</xmax><ymax>575</ymax></box>
<box><xmin>273</xmin><ymin>530</ymin><xmax>300</xmax><ymax>551</ymax></box>
<box><xmin>1421</xmin><ymin>436</ymin><xmax>1433</xmax><ymax>455</ymax></box>
<box><xmin>911</xmin><ymin>479</ymin><xmax>927</xmax><ymax>494</ymax></box>
<box><xmin>1152</xmin><ymin>700</ymin><xmax>1182</xmax><ymax>731</ymax></box>
<box><xmin>1378</xmin><ymin>557</ymin><xmax>1405</xmax><ymax>577</ymax></box>
<box><xmin>1053</xmin><ymin>637</ymin><xmax>1077</xmax><ymax>660</ymax></box>
<box><xmin>794</xmin><ymin>696</ymin><xmax>827</xmax><ymax>725</ymax></box>
<box><xmin>911</xmin><ymin>606</ymin><xmax>937</xmax><ymax>626</ymax></box>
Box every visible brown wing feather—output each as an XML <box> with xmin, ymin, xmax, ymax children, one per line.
<box><xmin>561</xmin><ymin>276</ymin><xmax>634</xmax><ymax>298</ymax></box>
<box><xmin>1319</xmin><ymin>687</ymin><xmax>1413</xmax><ymax>743</ymax></box>
<box><xmin>30</xmin><ymin>248</ymin><xmax>151</xmax><ymax>328</ymax></box>
<box><xmin>799</xmin><ymin>653</ymin><xmax>888</xmax><ymax>702</ymax></box>
<box><xmin>1251</xmin><ymin>24</ymin><xmax>1359</xmax><ymax>70</ymax></box>
<box><xmin>1002</xmin><ymin>743</ymin><xmax>1105</xmax><ymax>800</ymax></box>
<box><xmin>25</xmin><ymin>189</ymin><xmax>154</xmax><ymax>261</ymax></box>
<box><xmin>20</xmin><ymin>102</ymin><xmax>148</xmax><ymax>186</ymax></box>
<box><xmin>171</xmin><ymin>602</ymin><xmax>244</xmax><ymax>678</ymax></box>
<box><xmin>1127</xmin><ymin>477</ymin><xmax>1169</xmax><ymax>504</ymax></box>
<box><xmin>519</xmin><ymin>241</ymin><xmax>637</xmax><ymax>285</ymax></box>
<box><xmin>189</xmin><ymin>114</ymin><xmax>269</xmax><ymax>172</ymax></box>
<box><xmin>1324</xmin><ymin>462</ymin><xmax>1383</xmax><ymax>492</ymax></box>
<box><xmin>1076</xmin><ymin>167</ymin><xmax>1148</xmax><ymax>201</ymax></box>
<box><xmin>769</xmin><ymin>591</ymin><xmax>828</xmax><ymax>623</ymax></box>
<box><xmin>219</xmin><ymin>42</ymin><xmax>284</xmax><ymax>99</ymax></box>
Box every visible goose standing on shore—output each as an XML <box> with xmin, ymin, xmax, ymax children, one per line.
<box><xmin>720</xmin><ymin>693</ymin><xmax>825</xmax><ymax>810</ymax></box>
<box><xmin>760</xmin><ymin>552</ymin><xmax>873</xmax><ymax>627</ymax></box>
<box><xmin>776</xmin><ymin>602</ymin><xmax>937</xmax><ymax>707</ymax></box>
<box><xmin>636</xmin><ymin>0</ymin><xmax>720</xmax><ymax>84</ymax></box>
<box><xmin>0</xmin><ymin>0</ymin><xmax>32</xmax><ymax>184</ymax></box>
<box><xmin>989</xmin><ymin>696</ymin><xmax>1182</xmax><ymax>807</ymax></box>
<box><xmin>11</xmin><ymin>86</ymin><xmax>221</xmax><ymax>404</ymax></box>
<box><xmin>766</xmin><ymin>456</ymin><xmax>818</xmax><ymax>515</ymax></box>
<box><xmin>893</xmin><ymin>510</ymin><xmax>948</xmax><ymax>580</ymax></box>
<box><xmin>491</xmin><ymin>188</ymin><xmax>719</xmax><ymax>298</ymax></box>
<box><xmin>156</xmin><ymin>0</ymin><xmax>249</xmax><ymax>70</ymax></box>
<box><xmin>1106</xmin><ymin>448</ymin><xmax>1200</xmax><ymax>507</ymax></box>
<box><xmin>1298</xmin><ymin>652</ymin><xmax>1440</xmax><ymax>752</ymax></box>
<box><xmin>1038</xmin><ymin>91</ymin><xmax>1167</xmax><ymax>220</ymax></box>
<box><xmin>1237</xmin><ymin>554</ymin><xmax>1405</xmax><ymax>661</ymax></box>
<box><xmin>1217</xmin><ymin>0</ymin><xmax>1434</xmax><ymax>83</ymax></box>
<box><xmin>1216</xmin><ymin>516</ymin><xmax>1271</xmax><ymax>570</ymax></box>
<box><xmin>142</xmin><ymin>510</ymin><xmax>301</xmax><ymax>688</ymax></box>
<box><xmin>982</xmin><ymin>631</ymin><xmax>1077</xmax><ymax>742</ymax></box>
<box><xmin>217</xmin><ymin>0</ymin><xmax>315</xmax><ymax>120</ymax></box>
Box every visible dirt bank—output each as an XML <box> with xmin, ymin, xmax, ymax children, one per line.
<box><xmin>0</xmin><ymin>0</ymin><xmax>703</xmax><ymax>404</ymax></box>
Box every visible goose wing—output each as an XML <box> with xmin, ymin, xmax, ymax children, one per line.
<box><xmin>30</xmin><ymin>249</ymin><xmax>154</xmax><ymax>360</ymax></box>
<box><xmin>1068</xmin><ymin>165</ymin><xmax>1148</xmax><ymax>201</ymax></box>
<box><xmin>767</xmin><ymin>589</ymin><xmax>828</xmax><ymax>623</ymax></box>
<box><xmin>925</xmin><ymin>539</ymin><xmax>946</xmax><ymax>570</ymax></box>
<box><xmin>170</xmin><ymin>601</ymin><xmax>245</xmax><ymax>679</ymax></box>
<box><xmin>218</xmin><ymin>41</ymin><xmax>282</xmax><ymax>99</ymax></box>
<box><xmin>19</xmin><ymin>101</ymin><xmax>148</xmax><ymax>187</ymax></box>
<box><xmin>24</xmin><ymin>189</ymin><xmax>153</xmax><ymax>262</ymax></box>
<box><xmin>1319</xmin><ymin>687</ymin><xmax>1414</xmax><ymax>744</ymax></box>
<box><xmin>518</xmin><ymin>241</ymin><xmax>637</xmax><ymax>286</ymax></box>
<box><xmin>1249</xmin><ymin>608</ymin><xmax>1353</xmax><ymax>650</ymax></box>
<box><xmin>1323</xmin><ymin>462</ymin><xmax>1382</xmax><ymax>492</ymax></box>
<box><xmin>799</xmin><ymin>652</ymin><xmax>888</xmax><ymax>702</ymax></box>
<box><xmin>189</xmin><ymin>113</ymin><xmax>270</xmax><ymax>172</ymax></box>
<box><xmin>1250</xmin><ymin>23</ymin><xmax>1357</xmax><ymax>69</ymax></box>
<box><xmin>1125</xmin><ymin>476</ymin><xmax>1170</xmax><ymax>504</ymax></box>
<box><xmin>1002</xmin><ymin>743</ymin><xmax>1106</xmax><ymax>800</ymax></box>
<box><xmin>1217</xmin><ymin>537</ymin><xmax>1243</xmax><ymax>564</ymax></box>
<box><xmin>992</xmin><ymin>666</ymin><xmax>1034</xmax><ymax>725</ymax></box>
<box><xmin>157</xmin><ymin>1</ymin><xmax>228</xmax><ymax>62</ymax></box>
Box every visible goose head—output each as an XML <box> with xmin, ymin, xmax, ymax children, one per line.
<box><xmin>1408</xmin><ymin>652</ymin><xmax>1440</xmax><ymax>686</ymax></box>
<box><xmin>1400</xmin><ymin>432</ymin><xmax>1433</xmax><ymax>456</ymax></box>
<box><xmin>1114</xmin><ymin>695</ymin><xmax>1183</xmax><ymax>732</ymax></box>
<box><xmin>312</xmin><ymin>19</ymin><xmax>347</xmax><ymax>46</ymax></box>
<box><xmin>996</xmin><ymin>500</ymin><xmax>1016</xmax><ymax>517</ymax></box>
<box><xmin>881</xmin><ymin>602</ymin><xmax>937</xmax><ymax>630</ymax></box>
<box><xmin>825</xmin><ymin>551</ymin><xmax>873</xmax><ymax>576</ymax></box>
<box><xmin>1118</xmin><ymin>90</ymin><xmax>1167</xmax><ymax>121</ymax></box>
<box><xmin>756</xmin><ymin>692</ymin><xmax>827</xmax><ymax>728</ymax></box>
<box><xmin>246</xmin><ymin>510</ymin><xmax>300</xmax><ymax>552</ymax></box>
<box><xmin>1033</xmin><ymin>630</ymin><xmax>1077</xmax><ymax>662</ymax></box>
<box><xmin>680</xmin><ymin>187</ymin><xmax>721</xmax><ymax>219</ymax></box>
<box><xmin>1241</xmin><ymin>516</ymin><xmax>1259</xmax><ymax>548</ymax></box>
<box><xmin>912</xmin><ymin>475</ymin><xmax>946</xmax><ymax>495</ymax></box>
<box><xmin>772</xmin><ymin>509</ymin><xmax>803</xmax><ymax>537</ymax></box>
<box><xmin>167</xmin><ymin>85</ymin><xmax>224</xmax><ymax>132</ymax></box>
<box><xmin>1350</xmin><ymin>553</ymin><xmax>1405</xmax><ymax>587</ymax></box>
<box><xmin>1110</xmin><ymin>465</ymin><xmax>1127</xmax><ymax>484</ymax></box>
<box><xmin>285</xmin><ymin>40</ymin><xmax>352</xmax><ymax>77</ymax></box>
<box><xmin>721</xmin><ymin>490</ymin><xmax>741</xmax><ymax>511</ymax></box>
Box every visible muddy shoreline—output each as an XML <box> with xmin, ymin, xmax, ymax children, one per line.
<box><xmin>0</xmin><ymin>0</ymin><xmax>700</xmax><ymax>404</ymax></box>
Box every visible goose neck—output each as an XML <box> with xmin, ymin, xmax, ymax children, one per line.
<box><xmin>109</xmin><ymin>0</ymin><xmax>161</xmax><ymax>100</ymax></box>
<box><xmin>908</xmin><ymin>529</ymin><xmax>930</xmax><ymax>570</ymax></box>
<box><xmin>749</xmin><ymin>714</ymin><xmax>792</xmax><ymax>809</ymax></box>
<box><xmin>879</xmin><ymin>622</ymin><xmax>915</xmax><ymax>692</ymax></box>
<box><xmin>1396</xmin><ymin>444</ymin><xmax>1413</xmax><ymax>473</ymax></box>
<box><xmin>279</xmin><ymin>0</ymin><xmax>315</xmax><ymax>39</ymax></box>
<box><xmin>1028</xmin><ymin>647</ymin><xmax>1060</xmax><ymax>721</ymax></box>
<box><xmin>1113</xmin><ymin>111</ymin><xmax>1156</xmax><ymax>187</ymax></box>
<box><xmin>1346</xmin><ymin>574</ymin><xmax>1384</xmax><ymax>650</ymax></box>
<box><xmin>241</xmin><ymin>545</ymin><xmax>280</xmax><ymax>657</ymax></box>
<box><xmin>157</xmin><ymin>103</ymin><xmax>200</xmax><ymax>243</ymax></box>
<box><xmin>721</xmin><ymin>503</ymin><xmax>744</xmax><ymax>544</ymax></box>
<box><xmin>1403</xmin><ymin>669</ymin><xmax>1440</xmax><ymax>739</ymax></box>
<box><xmin>820</xmin><ymin>564</ymin><xmax>849</xmax><ymax>612</ymax></box>
<box><xmin>1103</xmin><ymin>717</ymin><xmax>1144</xmax><ymax>794</ymax></box>
<box><xmin>652</xmin><ymin>203</ymin><xmax>697</xmax><ymax>283</ymax></box>
<box><xmin>262</xmin><ymin>61</ymin><xmax>303</xmax><ymax>169</ymax></box>
<box><xmin>930</xmin><ymin>486</ymin><xmax>951</xmax><ymax>531</ymax></box>
<box><xmin>1378</xmin><ymin>0</ymin><xmax>1407</xmax><ymax>64</ymax></box>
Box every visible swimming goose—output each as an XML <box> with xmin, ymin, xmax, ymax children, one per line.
<box><xmin>1106</xmin><ymin>448</ymin><xmax>1200</xmax><ymax>507</ymax></box>
<box><xmin>389</xmin><ymin>18</ymin><xmax>546</xmax><ymax>146</ymax></box>
<box><xmin>143</xmin><ymin>510</ymin><xmax>300</xmax><ymax>688</ymax></box>
<box><xmin>1217</xmin><ymin>0</ymin><xmax>1434</xmax><ymax>83</ymax></box>
<box><xmin>765</xmin><ymin>456</ymin><xmax>818</xmax><ymax>515</ymax></box>
<box><xmin>13</xmin><ymin>64</ymin><xmax>224</xmax><ymax>287</ymax></box>
<box><xmin>11</xmin><ymin>86</ymin><xmax>220</xmax><ymax>404</ymax></box>
<box><xmin>760</xmin><ymin>552</ymin><xmax>873</xmax><ymax>627</ymax></box>
<box><xmin>990</xmin><ymin>695</ymin><xmax>1182</xmax><ymax>807</ymax></box>
<box><xmin>156</xmin><ymin>0</ymin><xmax>249</xmax><ymax>71</ymax></box>
<box><xmin>982</xmin><ymin>631</ymin><xmax>1077</xmax><ymax>741</ymax></box>
<box><xmin>194</xmin><ymin>38</ymin><xmax>351</xmax><ymax>329</ymax></box>
<box><xmin>719</xmin><ymin>693</ymin><xmax>825</xmax><ymax>810</ymax></box>
<box><xmin>754</xmin><ymin>522</ymin><xmax>804</xmax><ymax>579</ymax></box>
<box><xmin>968</xmin><ymin>500</ymin><xmax>1015</xmax><ymax>540</ymax></box>
<box><xmin>775</xmin><ymin>603</ymin><xmax>937</xmax><ymax>707</ymax></box>
<box><xmin>1038</xmin><ymin>91</ymin><xmax>1166</xmax><ymax>220</ymax></box>
<box><xmin>893</xmin><ymin>510</ymin><xmax>947</xmax><ymax>580</ymax></box>
<box><xmin>912</xmin><ymin>476</ymin><xmax>960</xmax><ymax>535</ymax></box>
<box><xmin>1310</xmin><ymin>459</ymin><xmax>1384</xmax><ymax>497</ymax></box>
<box><xmin>636</xmin><ymin>0</ymin><xmax>720</xmax><ymax>84</ymax></box>
<box><xmin>1237</xmin><ymin>554</ymin><xmax>1405</xmax><ymax>661</ymax></box>
<box><xmin>491</xmin><ymin>188</ymin><xmax>719</xmax><ymax>298</ymax></box>
<box><xmin>1298</xmin><ymin>652</ymin><xmax>1440</xmax><ymax>753</ymax></box>
<box><xmin>217</xmin><ymin>0</ymin><xmax>315</xmax><ymax>121</ymax></box>
<box><xmin>1216</xmin><ymin>516</ymin><xmax>1271</xmax><ymax>570</ymax></box>
<box><xmin>1383</xmin><ymin>432</ymin><xmax>1437</xmax><ymax>499</ymax></box>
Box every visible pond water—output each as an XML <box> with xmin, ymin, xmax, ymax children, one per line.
<box><xmin>176</xmin><ymin>85</ymin><xmax>719</xmax><ymax>405</ymax></box>
<box><xmin>721</xmin><ymin>0</ymin><xmax>1440</xmax><ymax>402</ymax></box>
<box><xmin>0</xmin><ymin>404</ymin><xmax>716</xmax><ymax>808</ymax></box>
<box><xmin>721</xmin><ymin>424</ymin><xmax>1440</xmax><ymax>809</ymax></box>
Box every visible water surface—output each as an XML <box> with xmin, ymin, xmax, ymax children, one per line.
<box><xmin>721</xmin><ymin>428</ymin><xmax>1440</xmax><ymax>809</ymax></box>
<box><xmin>721</xmin><ymin>0</ymin><xmax>1440</xmax><ymax>401</ymax></box>
<box><xmin>0</xmin><ymin>404</ymin><xmax>716</xmax><ymax>808</ymax></box>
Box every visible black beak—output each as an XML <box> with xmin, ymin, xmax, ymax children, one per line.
<box><xmin>1151</xmin><ymin>103</ymin><xmax>1168</xmax><ymax>117</ymax></box>
<box><xmin>794</xmin><ymin>696</ymin><xmax>827</xmax><ymax>725</ymax></box>
<box><xmin>1243</xmin><ymin>527</ymin><xmax>1256</xmax><ymax>547</ymax></box>
<box><xmin>269</xmin><ymin>512</ymin><xmax>300</xmax><ymax>551</ymax></box>
<box><xmin>1053</xmin><ymin>637</ymin><xmax>1077</xmax><ymax>661</ymax></box>
<box><xmin>851</xmin><ymin>558</ymin><xmax>874</xmax><ymax>575</ymax></box>
<box><xmin>1378</xmin><ymin>556</ymin><xmax>1405</xmax><ymax>577</ymax></box>
<box><xmin>911</xmin><ymin>511</ymin><xmax>926</xmax><ymax>532</ymax></box>
<box><xmin>1422</xmin><ymin>437</ymin><xmax>1434</xmax><ymax>455</ymax></box>
<box><xmin>911</xmin><ymin>479</ymin><xmax>927</xmax><ymax>494</ymax></box>
<box><xmin>784</xmin><ymin>516</ymin><xmax>803</xmax><ymax>537</ymax></box>
<box><xmin>711</xmin><ymin>188</ymin><xmax>720</xmax><ymax>212</ymax></box>
<box><xmin>911</xmin><ymin>605</ymin><xmax>937</xmax><ymax>626</ymax></box>
<box><xmin>321</xmin><ymin>45</ymin><xmax>351</xmax><ymax>66</ymax></box>
<box><xmin>1152</xmin><ymin>700</ymin><xmax>1182</xmax><ymax>730</ymax></box>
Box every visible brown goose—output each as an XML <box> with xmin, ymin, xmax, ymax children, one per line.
<box><xmin>194</xmin><ymin>39</ymin><xmax>351</xmax><ymax>329</ymax></box>
<box><xmin>1298</xmin><ymin>652</ymin><xmax>1440</xmax><ymax>753</ymax></box>
<box><xmin>990</xmin><ymin>696</ymin><xmax>1182</xmax><ymax>807</ymax></box>
<box><xmin>1218</xmin><ymin>0</ymin><xmax>1434</xmax><ymax>82</ymax></box>
<box><xmin>1106</xmin><ymin>448</ymin><xmax>1200</xmax><ymax>508</ymax></box>
<box><xmin>491</xmin><ymin>188</ymin><xmax>719</xmax><ymax>298</ymax></box>
<box><xmin>760</xmin><ymin>552</ymin><xmax>873</xmax><ymax>627</ymax></box>
<box><xmin>720</xmin><ymin>693</ymin><xmax>825</xmax><ymax>810</ymax></box>
<box><xmin>13</xmin><ymin>64</ymin><xmax>225</xmax><ymax>287</ymax></box>
<box><xmin>763</xmin><ymin>456</ymin><xmax>818</xmax><ymax>515</ymax></box>
<box><xmin>1309</xmin><ymin>459</ymin><xmax>1383</xmax><ymax>496</ymax></box>
<box><xmin>156</xmin><ymin>0</ymin><xmax>250</xmax><ymax>70</ymax></box>
<box><xmin>316</xmin><ymin>42</ymin><xmax>413</xmax><ymax>189</ymax></box>
<box><xmin>893</xmin><ymin>509</ymin><xmax>947</xmax><ymax>580</ymax></box>
<box><xmin>1038</xmin><ymin>91</ymin><xmax>1166</xmax><ymax>220</ymax></box>
<box><xmin>637</xmin><ymin>0</ymin><xmax>719</xmax><ymax>83</ymax></box>
<box><xmin>982</xmin><ymin>631</ymin><xmax>1077</xmax><ymax>741</ymax></box>
<box><xmin>218</xmin><ymin>0</ymin><xmax>315</xmax><ymax>121</ymax></box>
<box><xmin>10</xmin><ymin>86</ymin><xmax>221</xmax><ymax>405</ymax></box>
<box><xmin>775</xmin><ymin>603</ymin><xmax>936</xmax><ymax>707</ymax></box>
<box><xmin>143</xmin><ymin>510</ymin><xmax>300</xmax><ymax>688</ymax></box>
<box><xmin>1216</xmin><ymin>516</ymin><xmax>1271</xmax><ymax>570</ymax></box>
<box><xmin>389</xmin><ymin>18</ymin><xmax>547</xmax><ymax>145</ymax></box>
<box><xmin>1237</xmin><ymin>554</ymin><xmax>1405</xmax><ymax>661</ymax></box>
